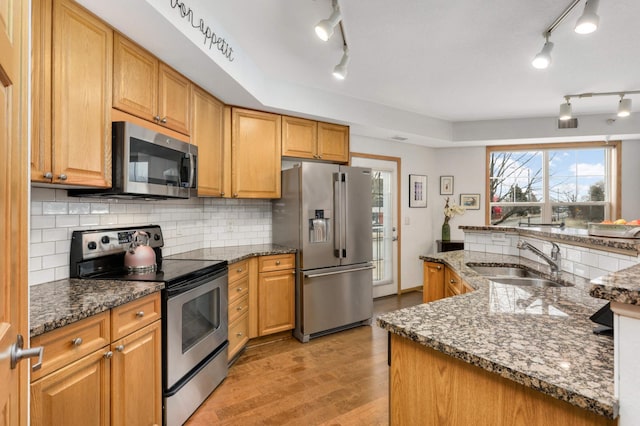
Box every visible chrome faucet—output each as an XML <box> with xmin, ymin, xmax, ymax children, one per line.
<box><xmin>516</xmin><ymin>240</ymin><xmax>562</xmax><ymax>279</ymax></box>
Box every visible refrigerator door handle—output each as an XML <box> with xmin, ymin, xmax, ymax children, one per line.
<box><xmin>342</xmin><ymin>172</ymin><xmax>348</xmax><ymax>258</ymax></box>
<box><xmin>304</xmin><ymin>264</ymin><xmax>375</xmax><ymax>278</ymax></box>
<box><xmin>333</xmin><ymin>172</ymin><xmax>344</xmax><ymax>259</ymax></box>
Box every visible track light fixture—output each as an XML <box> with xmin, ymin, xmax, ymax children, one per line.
<box><xmin>575</xmin><ymin>0</ymin><xmax>600</xmax><ymax>34</ymax></box>
<box><xmin>532</xmin><ymin>0</ymin><xmax>602</xmax><ymax>70</ymax></box>
<box><xmin>315</xmin><ymin>3</ymin><xmax>342</xmax><ymax>41</ymax></box>
<box><xmin>332</xmin><ymin>47</ymin><xmax>350</xmax><ymax>80</ymax></box>
<box><xmin>557</xmin><ymin>91</ymin><xmax>639</xmax><ymax>120</ymax></box>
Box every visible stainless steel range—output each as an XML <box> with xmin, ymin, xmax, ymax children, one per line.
<box><xmin>70</xmin><ymin>225</ymin><xmax>228</xmax><ymax>426</ymax></box>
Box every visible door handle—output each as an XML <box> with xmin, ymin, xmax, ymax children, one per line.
<box><xmin>10</xmin><ymin>334</ymin><xmax>44</xmax><ymax>371</ymax></box>
<box><xmin>305</xmin><ymin>264</ymin><xmax>375</xmax><ymax>278</ymax></box>
<box><xmin>392</xmin><ymin>236</ymin><xmax>398</xmax><ymax>241</ymax></box>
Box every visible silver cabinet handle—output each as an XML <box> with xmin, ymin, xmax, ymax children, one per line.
<box><xmin>436</xmin><ymin>265</ymin><xmax>442</xmax><ymax>270</ymax></box>
<box><xmin>236</xmin><ymin>306</ymin><xmax>243</xmax><ymax>311</ymax></box>
<box><xmin>71</xmin><ymin>337</ymin><xmax>83</xmax><ymax>346</ymax></box>
<box><xmin>10</xmin><ymin>334</ymin><xmax>44</xmax><ymax>371</ymax></box>
<box><xmin>104</xmin><ymin>351</ymin><xmax>113</xmax><ymax>359</ymax></box>
<box><xmin>220</xmin><ymin>192</ymin><xmax>225</xmax><ymax>196</ymax></box>
<box><xmin>43</xmin><ymin>172</ymin><xmax>53</xmax><ymax>179</ymax></box>
<box><xmin>275</xmin><ymin>260</ymin><xmax>281</xmax><ymax>265</ymax></box>
<box><xmin>153</xmin><ymin>115</ymin><xmax>161</xmax><ymax>122</ymax></box>
<box><xmin>236</xmin><ymin>332</ymin><xmax>243</xmax><ymax>337</ymax></box>
<box><xmin>160</xmin><ymin>117</ymin><xmax>168</xmax><ymax>123</ymax></box>
<box><xmin>450</xmin><ymin>279</ymin><xmax>457</xmax><ymax>284</ymax></box>
<box><xmin>115</xmin><ymin>345</ymin><xmax>125</xmax><ymax>352</ymax></box>
<box><xmin>136</xmin><ymin>311</ymin><xmax>145</xmax><ymax>318</ymax></box>
<box><xmin>58</xmin><ymin>174</ymin><xmax>67</xmax><ymax>180</ymax></box>
<box><xmin>236</xmin><ymin>287</ymin><xmax>243</xmax><ymax>292</ymax></box>
<box><xmin>233</xmin><ymin>193</ymin><xmax>239</xmax><ymax>198</ymax></box>
<box><xmin>237</xmin><ymin>268</ymin><xmax>243</xmax><ymax>273</ymax></box>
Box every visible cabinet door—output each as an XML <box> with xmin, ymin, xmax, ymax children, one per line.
<box><xmin>423</xmin><ymin>261</ymin><xmax>445</xmax><ymax>303</ymax></box>
<box><xmin>258</xmin><ymin>270</ymin><xmax>295</xmax><ymax>336</ymax></box>
<box><xmin>111</xmin><ymin>321</ymin><xmax>161</xmax><ymax>426</ymax></box>
<box><xmin>30</xmin><ymin>0</ymin><xmax>52</xmax><ymax>183</ymax></box>
<box><xmin>52</xmin><ymin>0</ymin><xmax>112</xmax><ymax>187</ymax></box>
<box><xmin>192</xmin><ymin>86</ymin><xmax>226</xmax><ymax>196</ymax></box>
<box><xmin>317</xmin><ymin>122</ymin><xmax>349</xmax><ymax>163</ymax></box>
<box><xmin>281</xmin><ymin>116</ymin><xmax>317</xmax><ymax>159</ymax></box>
<box><xmin>30</xmin><ymin>349</ymin><xmax>110</xmax><ymax>426</ymax></box>
<box><xmin>231</xmin><ymin>108</ymin><xmax>281</xmax><ymax>198</ymax></box>
<box><xmin>158</xmin><ymin>63</ymin><xmax>191</xmax><ymax>135</ymax></box>
<box><xmin>112</xmin><ymin>34</ymin><xmax>158</xmax><ymax>122</ymax></box>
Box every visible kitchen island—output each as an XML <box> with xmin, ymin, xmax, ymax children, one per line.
<box><xmin>377</xmin><ymin>250</ymin><xmax>618</xmax><ymax>425</ymax></box>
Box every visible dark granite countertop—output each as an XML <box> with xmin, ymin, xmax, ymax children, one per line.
<box><xmin>589</xmin><ymin>263</ymin><xmax>640</xmax><ymax>305</ymax></box>
<box><xmin>460</xmin><ymin>225</ymin><xmax>639</xmax><ymax>255</ymax></box>
<box><xmin>30</xmin><ymin>279</ymin><xmax>164</xmax><ymax>337</ymax></box>
<box><xmin>377</xmin><ymin>250</ymin><xmax>617</xmax><ymax>419</ymax></box>
<box><xmin>165</xmin><ymin>244</ymin><xmax>296</xmax><ymax>263</ymax></box>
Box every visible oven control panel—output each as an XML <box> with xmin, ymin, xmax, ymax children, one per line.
<box><xmin>71</xmin><ymin>225</ymin><xmax>164</xmax><ymax>260</ymax></box>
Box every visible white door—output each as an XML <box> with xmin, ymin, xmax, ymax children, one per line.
<box><xmin>351</xmin><ymin>155</ymin><xmax>400</xmax><ymax>298</ymax></box>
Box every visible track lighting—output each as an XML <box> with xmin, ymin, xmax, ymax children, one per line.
<box><xmin>559</xmin><ymin>99</ymin><xmax>572</xmax><ymax>121</ymax></box>
<box><xmin>575</xmin><ymin>0</ymin><xmax>600</xmax><ymax>34</ymax></box>
<box><xmin>315</xmin><ymin>3</ymin><xmax>341</xmax><ymax>41</ymax></box>
<box><xmin>332</xmin><ymin>47</ymin><xmax>350</xmax><ymax>80</ymax></box>
<box><xmin>532</xmin><ymin>0</ymin><xmax>602</xmax><ymax>70</ymax></box>
<box><xmin>617</xmin><ymin>97</ymin><xmax>632</xmax><ymax>118</ymax></box>
<box><xmin>532</xmin><ymin>37</ymin><xmax>554</xmax><ymax>69</ymax></box>
<box><xmin>557</xmin><ymin>91</ymin><xmax>639</xmax><ymax>120</ymax></box>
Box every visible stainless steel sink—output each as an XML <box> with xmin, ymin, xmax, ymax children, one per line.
<box><xmin>487</xmin><ymin>277</ymin><xmax>566</xmax><ymax>288</ymax></box>
<box><xmin>467</xmin><ymin>265</ymin><xmax>541</xmax><ymax>278</ymax></box>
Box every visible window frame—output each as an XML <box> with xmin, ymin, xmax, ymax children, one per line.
<box><xmin>485</xmin><ymin>141</ymin><xmax>621</xmax><ymax>226</ymax></box>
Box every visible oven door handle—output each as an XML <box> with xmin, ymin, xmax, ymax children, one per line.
<box><xmin>166</xmin><ymin>269</ymin><xmax>227</xmax><ymax>297</ymax></box>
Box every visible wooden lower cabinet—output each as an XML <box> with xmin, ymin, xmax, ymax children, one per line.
<box><xmin>390</xmin><ymin>333</ymin><xmax>616</xmax><ymax>426</ymax></box>
<box><xmin>30</xmin><ymin>349</ymin><xmax>111</xmax><ymax>426</ymax></box>
<box><xmin>423</xmin><ymin>261</ymin><xmax>472</xmax><ymax>302</ymax></box>
<box><xmin>30</xmin><ymin>293</ymin><xmax>161</xmax><ymax>426</ymax></box>
<box><xmin>227</xmin><ymin>259</ymin><xmax>251</xmax><ymax>361</ymax></box>
<box><xmin>258</xmin><ymin>254</ymin><xmax>295</xmax><ymax>336</ymax></box>
<box><xmin>110</xmin><ymin>321</ymin><xmax>161</xmax><ymax>426</ymax></box>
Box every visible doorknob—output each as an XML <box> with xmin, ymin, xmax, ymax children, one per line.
<box><xmin>392</xmin><ymin>236</ymin><xmax>398</xmax><ymax>241</ymax></box>
<box><xmin>10</xmin><ymin>334</ymin><xmax>44</xmax><ymax>371</ymax></box>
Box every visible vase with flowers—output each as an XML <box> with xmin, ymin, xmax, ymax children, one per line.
<box><xmin>442</xmin><ymin>197</ymin><xmax>465</xmax><ymax>241</ymax></box>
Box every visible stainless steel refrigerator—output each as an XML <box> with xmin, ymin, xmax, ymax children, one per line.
<box><xmin>272</xmin><ymin>162</ymin><xmax>374</xmax><ymax>342</ymax></box>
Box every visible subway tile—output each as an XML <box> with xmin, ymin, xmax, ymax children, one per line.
<box><xmin>43</xmin><ymin>202</ymin><xmax>68</xmax><ymax>215</ymax></box>
<box><xmin>597</xmin><ymin>255</ymin><xmax>619</xmax><ymax>273</ymax></box>
<box><xmin>79</xmin><ymin>215</ymin><xmax>100</xmax><ymax>226</ymax></box>
<box><xmin>31</xmin><ymin>201</ymin><xmax>43</xmax><ymax>215</ymax></box>
<box><xmin>42</xmin><ymin>253</ymin><xmax>68</xmax><ymax>269</ymax></box>
<box><xmin>31</xmin><ymin>229</ymin><xmax>42</xmax><ymax>244</ymax></box>
<box><xmin>30</xmin><ymin>269</ymin><xmax>55</xmax><ymax>286</ymax></box>
<box><xmin>29</xmin><ymin>257</ymin><xmax>42</xmax><ymax>271</ymax></box>
<box><xmin>56</xmin><ymin>215</ymin><xmax>79</xmax><ymax>228</ymax></box>
<box><xmin>68</xmin><ymin>202</ymin><xmax>91</xmax><ymax>215</ymax></box>
<box><xmin>31</xmin><ymin>215</ymin><xmax>56</xmax><ymax>229</ymax></box>
<box><xmin>31</xmin><ymin>241</ymin><xmax>56</xmax><ymax>257</ymax></box>
<box><xmin>90</xmin><ymin>203</ymin><xmax>110</xmax><ymax>214</ymax></box>
<box><xmin>30</xmin><ymin>187</ymin><xmax>55</xmax><ymax>202</ymax></box>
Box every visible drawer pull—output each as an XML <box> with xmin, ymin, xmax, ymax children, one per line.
<box><xmin>437</xmin><ymin>265</ymin><xmax>442</xmax><ymax>270</ymax></box>
<box><xmin>136</xmin><ymin>311</ymin><xmax>145</xmax><ymax>318</ymax></box>
<box><xmin>104</xmin><ymin>351</ymin><xmax>113</xmax><ymax>359</ymax></box>
<box><xmin>275</xmin><ymin>260</ymin><xmax>281</xmax><ymax>265</ymax></box>
<box><xmin>237</xmin><ymin>268</ymin><xmax>243</xmax><ymax>273</ymax></box>
<box><xmin>71</xmin><ymin>338</ymin><xmax>83</xmax><ymax>346</ymax></box>
<box><xmin>236</xmin><ymin>306</ymin><xmax>243</xmax><ymax>311</ymax></box>
<box><xmin>115</xmin><ymin>345</ymin><xmax>125</xmax><ymax>352</ymax></box>
<box><xmin>236</xmin><ymin>332</ymin><xmax>243</xmax><ymax>337</ymax></box>
<box><xmin>236</xmin><ymin>287</ymin><xmax>244</xmax><ymax>292</ymax></box>
<box><xmin>450</xmin><ymin>279</ymin><xmax>457</xmax><ymax>284</ymax></box>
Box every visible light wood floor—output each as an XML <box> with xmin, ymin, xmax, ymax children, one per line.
<box><xmin>185</xmin><ymin>291</ymin><xmax>423</xmax><ymax>426</ymax></box>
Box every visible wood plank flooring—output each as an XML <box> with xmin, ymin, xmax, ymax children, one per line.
<box><xmin>185</xmin><ymin>291</ymin><xmax>423</xmax><ymax>426</ymax></box>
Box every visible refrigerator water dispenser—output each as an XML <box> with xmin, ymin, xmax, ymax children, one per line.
<box><xmin>309</xmin><ymin>209</ymin><xmax>331</xmax><ymax>243</ymax></box>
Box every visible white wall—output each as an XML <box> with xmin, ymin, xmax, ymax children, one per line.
<box><xmin>621</xmin><ymin>140</ymin><xmax>640</xmax><ymax>220</ymax></box>
<box><xmin>430</xmin><ymin>147</ymin><xmax>486</xmax><ymax>241</ymax></box>
<box><xmin>351</xmin><ymin>135</ymin><xmax>437</xmax><ymax>290</ymax></box>
<box><xmin>30</xmin><ymin>188</ymin><xmax>272</xmax><ymax>286</ymax></box>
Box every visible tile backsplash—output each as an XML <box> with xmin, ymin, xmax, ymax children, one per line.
<box><xmin>464</xmin><ymin>230</ymin><xmax>639</xmax><ymax>280</ymax></box>
<box><xmin>30</xmin><ymin>187</ymin><xmax>272</xmax><ymax>285</ymax></box>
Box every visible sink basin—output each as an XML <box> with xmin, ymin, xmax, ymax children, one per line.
<box><xmin>487</xmin><ymin>277</ymin><xmax>567</xmax><ymax>288</ymax></box>
<box><xmin>467</xmin><ymin>265</ymin><xmax>541</xmax><ymax>278</ymax></box>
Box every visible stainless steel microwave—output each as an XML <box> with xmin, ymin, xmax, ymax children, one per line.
<box><xmin>70</xmin><ymin>121</ymin><xmax>197</xmax><ymax>199</ymax></box>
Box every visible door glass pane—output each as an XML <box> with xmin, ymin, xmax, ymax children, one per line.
<box><xmin>371</xmin><ymin>170</ymin><xmax>393</xmax><ymax>284</ymax></box>
<box><xmin>182</xmin><ymin>288</ymin><xmax>220</xmax><ymax>353</ymax></box>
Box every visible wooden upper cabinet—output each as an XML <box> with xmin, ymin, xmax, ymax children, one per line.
<box><xmin>317</xmin><ymin>122</ymin><xmax>350</xmax><ymax>163</ymax></box>
<box><xmin>191</xmin><ymin>85</ymin><xmax>227</xmax><ymax>197</ymax></box>
<box><xmin>31</xmin><ymin>0</ymin><xmax>113</xmax><ymax>187</ymax></box>
<box><xmin>282</xmin><ymin>116</ymin><xmax>318</xmax><ymax>159</ymax></box>
<box><xmin>282</xmin><ymin>116</ymin><xmax>350</xmax><ymax>163</ymax></box>
<box><xmin>113</xmin><ymin>34</ymin><xmax>191</xmax><ymax>135</ymax></box>
<box><xmin>231</xmin><ymin>108</ymin><xmax>281</xmax><ymax>199</ymax></box>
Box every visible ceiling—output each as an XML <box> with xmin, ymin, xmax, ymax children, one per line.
<box><xmin>77</xmin><ymin>0</ymin><xmax>640</xmax><ymax>146</ymax></box>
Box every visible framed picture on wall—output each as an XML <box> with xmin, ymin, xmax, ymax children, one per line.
<box><xmin>440</xmin><ymin>176</ymin><xmax>454</xmax><ymax>195</ymax></box>
<box><xmin>409</xmin><ymin>174</ymin><xmax>427</xmax><ymax>208</ymax></box>
<box><xmin>460</xmin><ymin>193</ymin><xmax>480</xmax><ymax>210</ymax></box>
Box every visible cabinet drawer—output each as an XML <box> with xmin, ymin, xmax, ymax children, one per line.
<box><xmin>258</xmin><ymin>254</ymin><xmax>295</xmax><ymax>273</ymax></box>
<box><xmin>445</xmin><ymin>269</ymin><xmax>464</xmax><ymax>293</ymax></box>
<box><xmin>228</xmin><ymin>313</ymin><xmax>249</xmax><ymax>361</ymax></box>
<box><xmin>228</xmin><ymin>259</ymin><xmax>249</xmax><ymax>283</ymax></box>
<box><xmin>229</xmin><ymin>293</ymin><xmax>249</xmax><ymax>324</ymax></box>
<box><xmin>30</xmin><ymin>310</ymin><xmax>110</xmax><ymax>382</ymax></box>
<box><xmin>111</xmin><ymin>293</ymin><xmax>161</xmax><ymax>340</ymax></box>
<box><xmin>228</xmin><ymin>273</ymin><xmax>249</xmax><ymax>304</ymax></box>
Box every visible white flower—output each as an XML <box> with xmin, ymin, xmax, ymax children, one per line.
<box><xmin>443</xmin><ymin>197</ymin><xmax>465</xmax><ymax>222</ymax></box>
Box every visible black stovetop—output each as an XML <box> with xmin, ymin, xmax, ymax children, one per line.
<box><xmin>86</xmin><ymin>258</ymin><xmax>227</xmax><ymax>285</ymax></box>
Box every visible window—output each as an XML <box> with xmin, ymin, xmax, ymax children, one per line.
<box><xmin>486</xmin><ymin>142</ymin><xmax>621</xmax><ymax>229</ymax></box>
